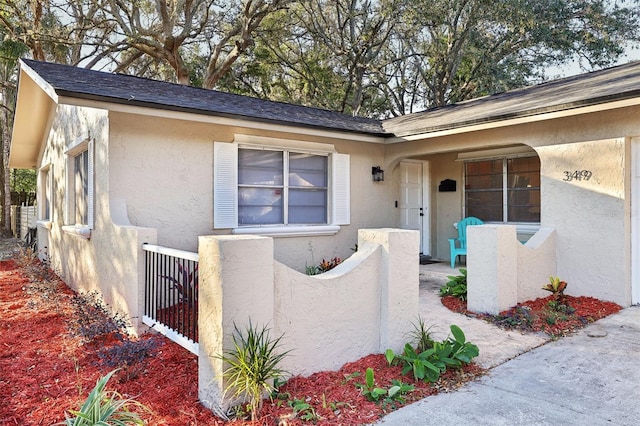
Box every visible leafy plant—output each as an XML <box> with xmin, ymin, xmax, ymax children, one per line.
<box><xmin>356</xmin><ymin>368</ymin><xmax>388</xmax><ymax>402</ymax></box>
<box><xmin>386</xmin><ymin>380</ymin><xmax>415</xmax><ymax>404</ymax></box>
<box><xmin>492</xmin><ymin>305</ymin><xmax>536</xmax><ymax>330</ymax></box>
<box><xmin>356</xmin><ymin>368</ymin><xmax>414</xmax><ymax>406</ymax></box>
<box><xmin>542</xmin><ymin>276</ymin><xmax>568</xmax><ymax>303</ymax></box>
<box><xmin>396</xmin><ymin>343</ymin><xmax>442</xmax><ymax>383</ymax></box>
<box><xmin>547</xmin><ymin>300</ymin><xmax>575</xmax><ymax>314</ymax></box>
<box><xmin>341</xmin><ymin>371</ymin><xmax>361</xmax><ymax>384</ymax></box>
<box><xmin>384</xmin><ymin>348</ymin><xmax>395</xmax><ymax>366</ymax></box>
<box><xmin>447</xmin><ymin>324</ymin><xmax>480</xmax><ymax>364</ymax></box>
<box><xmin>289</xmin><ymin>398</ymin><xmax>318</xmax><ymax>422</ymax></box>
<box><xmin>305</xmin><ymin>257</ymin><xmax>342</xmax><ymax>275</ymax></box>
<box><xmin>58</xmin><ymin>369</ymin><xmax>147</xmax><ymax>425</ymax></box>
<box><xmin>218</xmin><ymin>320</ymin><xmax>291</xmax><ymax>421</ymax></box>
<box><xmin>318</xmin><ymin>257</ymin><xmax>342</xmax><ymax>273</ymax></box>
<box><xmin>439</xmin><ymin>269</ymin><xmax>468</xmax><ymax>301</ymax></box>
<box><xmin>388</xmin><ymin>325</ymin><xmax>479</xmax><ymax>383</ymax></box>
<box><xmin>162</xmin><ymin>261</ymin><xmax>198</xmax><ymax>308</ymax></box>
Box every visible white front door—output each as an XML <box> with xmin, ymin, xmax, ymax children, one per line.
<box><xmin>400</xmin><ymin>161</ymin><xmax>429</xmax><ymax>254</ymax></box>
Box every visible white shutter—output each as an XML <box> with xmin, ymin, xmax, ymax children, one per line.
<box><xmin>332</xmin><ymin>153</ymin><xmax>350</xmax><ymax>225</ymax></box>
<box><xmin>87</xmin><ymin>139</ymin><xmax>95</xmax><ymax>229</ymax></box>
<box><xmin>213</xmin><ymin>142</ymin><xmax>238</xmax><ymax>229</ymax></box>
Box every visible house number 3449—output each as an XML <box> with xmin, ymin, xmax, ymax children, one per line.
<box><xmin>563</xmin><ymin>170</ymin><xmax>593</xmax><ymax>181</ymax></box>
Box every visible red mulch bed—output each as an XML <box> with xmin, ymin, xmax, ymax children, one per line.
<box><xmin>441</xmin><ymin>294</ymin><xmax>623</xmax><ymax>338</ymax></box>
<box><xmin>1</xmin><ymin>258</ymin><xmax>484</xmax><ymax>425</ymax></box>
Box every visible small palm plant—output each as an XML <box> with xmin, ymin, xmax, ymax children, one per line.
<box><xmin>58</xmin><ymin>369</ymin><xmax>147</xmax><ymax>425</ymax></box>
<box><xmin>218</xmin><ymin>320</ymin><xmax>291</xmax><ymax>421</ymax></box>
<box><xmin>408</xmin><ymin>315</ymin><xmax>435</xmax><ymax>353</ymax></box>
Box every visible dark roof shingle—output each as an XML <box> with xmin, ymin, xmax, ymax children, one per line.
<box><xmin>383</xmin><ymin>61</ymin><xmax>640</xmax><ymax>136</ymax></box>
<box><xmin>22</xmin><ymin>59</ymin><xmax>385</xmax><ymax>136</ymax></box>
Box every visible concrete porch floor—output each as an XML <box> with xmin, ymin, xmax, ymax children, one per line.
<box><xmin>417</xmin><ymin>261</ymin><xmax>549</xmax><ymax>369</ymax></box>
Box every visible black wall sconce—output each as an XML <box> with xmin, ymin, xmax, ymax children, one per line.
<box><xmin>372</xmin><ymin>166</ymin><xmax>384</xmax><ymax>182</ymax></box>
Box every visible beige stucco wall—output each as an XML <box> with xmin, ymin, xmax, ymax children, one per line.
<box><xmin>198</xmin><ymin>229</ymin><xmax>419</xmax><ymax>410</ymax></box>
<box><xmin>468</xmin><ymin>225</ymin><xmax>557</xmax><ymax>314</ymax></box>
<box><xmin>37</xmin><ymin>105</ymin><xmax>157</xmax><ymax>332</ymax></box>
<box><xmin>537</xmin><ymin>138</ymin><xmax>630</xmax><ymax>305</ymax></box>
<box><xmin>108</xmin><ymin>112</ymin><xmax>393</xmax><ymax>271</ymax></box>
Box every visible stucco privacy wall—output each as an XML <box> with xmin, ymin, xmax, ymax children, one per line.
<box><xmin>197</xmin><ymin>228</ymin><xmax>419</xmax><ymax>410</ymax></box>
<box><xmin>467</xmin><ymin>225</ymin><xmax>557</xmax><ymax>314</ymax></box>
<box><xmin>37</xmin><ymin>105</ymin><xmax>156</xmax><ymax>332</ymax></box>
<box><xmin>536</xmin><ymin>138</ymin><xmax>630</xmax><ymax>306</ymax></box>
<box><xmin>108</xmin><ymin>112</ymin><xmax>392</xmax><ymax>272</ymax></box>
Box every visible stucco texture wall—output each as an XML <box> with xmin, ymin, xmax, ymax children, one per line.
<box><xmin>537</xmin><ymin>138</ymin><xmax>630</xmax><ymax>305</ymax></box>
<box><xmin>38</xmin><ymin>105</ymin><xmax>156</xmax><ymax>331</ymax></box>
<box><xmin>108</xmin><ymin>112</ymin><xmax>393</xmax><ymax>272</ymax></box>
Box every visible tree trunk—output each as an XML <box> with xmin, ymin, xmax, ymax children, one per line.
<box><xmin>0</xmin><ymin>100</ymin><xmax>10</xmax><ymax>231</ymax></box>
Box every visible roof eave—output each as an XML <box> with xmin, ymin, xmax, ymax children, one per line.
<box><xmin>53</xmin><ymin>89</ymin><xmax>389</xmax><ymax>141</ymax></box>
<box><xmin>9</xmin><ymin>63</ymin><xmax>58</xmax><ymax>169</ymax></box>
<box><xmin>385</xmin><ymin>92</ymin><xmax>640</xmax><ymax>142</ymax></box>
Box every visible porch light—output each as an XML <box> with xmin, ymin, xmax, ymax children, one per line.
<box><xmin>372</xmin><ymin>166</ymin><xmax>384</xmax><ymax>182</ymax></box>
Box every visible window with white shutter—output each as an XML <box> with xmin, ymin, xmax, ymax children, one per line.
<box><xmin>214</xmin><ymin>141</ymin><xmax>349</xmax><ymax>235</ymax></box>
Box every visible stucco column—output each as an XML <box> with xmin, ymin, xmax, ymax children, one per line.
<box><xmin>467</xmin><ymin>225</ymin><xmax>518</xmax><ymax>314</ymax></box>
<box><xmin>198</xmin><ymin>235</ymin><xmax>274</xmax><ymax>412</ymax></box>
<box><xmin>358</xmin><ymin>228</ymin><xmax>419</xmax><ymax>352</ymax></box>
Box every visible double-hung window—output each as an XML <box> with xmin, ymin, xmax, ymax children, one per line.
<box><xmin>238</xmin><ymin>149</ymin><xmax>328</xmax><ymax>225</ymax></box>
<box><xmin>63</xmin><ymin>138</ymin><xmax>94</xmax><ymax>237</ymax></box>
<box><xmin>214</xmin><ymin>140</ymin><xmax>350</xmax><ymax>235</ymax></box>
<box><xmin>464</xmin><ymin>155</ymin><xmax>540</xmax><ymax>223</ymax></box>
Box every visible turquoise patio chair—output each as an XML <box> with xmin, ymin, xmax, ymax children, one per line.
<box><xmin>448</xmin><ymin>217</ymin><xmax>484</xmax><ymax>268</ymax></box>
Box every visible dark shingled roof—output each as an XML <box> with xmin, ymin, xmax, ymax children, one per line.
<box><xmin>22</xmin><ymin>59</ymin><xmax>640</xmax><ymax>139</ymax></box>
<box><xmin>22</xmin><ymin>59</ymin><xmax>385</xmax><ymax>136</ymax></box>
<box><xmin>383</xmin><ymin>60</ymin><xmax>640</xmax><ymax>137</ymax></box>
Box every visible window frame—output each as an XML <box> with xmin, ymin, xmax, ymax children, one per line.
<box><xmin>237</xmin><ymin>147</ymin><xmax>329</xmax><ymax>226</ymax></box>
<box><xmin>37</xmin><ymin>164</ymin><xmax>53</xmax><ymax>229</ymax></box>
<box><xmin>213</xmin><ymin>138</ymin><xmax>350</xmax><ymax>236</ymax></box>
<box><xmin>463</xmin><ymin>154</ymin><xmax>540</xmax><ymax>226</ymax></box>
<box><xmin>63</xmin><ymin>137</ymin><xmax>94</xmax><ymax>238</ymax></box>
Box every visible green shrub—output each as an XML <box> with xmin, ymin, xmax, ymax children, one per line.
<box><xmin>218</xmin><ymin>320</ymin><xmax>291</xmax><ymax>421</ymax></box>
<box><xmin>439</xmin><ymin>269</ymin><xmax>467</xmax><ymax>301</ymax></box>
<box><xmin>387</xmin><ymin>324</ymin><xmax>479</xmax><ymax>383</ymax></box>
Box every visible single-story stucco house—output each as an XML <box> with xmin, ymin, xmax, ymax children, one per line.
<box><xmin>9</xmin><ymin>59</ymin><xmax>640</xmax><ymax>339</ymax></box>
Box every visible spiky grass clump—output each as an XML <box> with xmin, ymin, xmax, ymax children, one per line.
<box><xmin>408</xmin><ymin>316</ymin><xmax>436</xmax><ymax>353</ymax></box>
<box><xmin>58</xmin><ymin>369</ymin><xmax>147</xmax><ymax>425</ymax></box>
<box><xmin>219</xmin><ymin>320</ymin><xmax>291</xmax><ymax>421</ymax></box>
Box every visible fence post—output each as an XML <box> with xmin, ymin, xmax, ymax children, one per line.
<box><xmin>358</xmin><ymin>228</ymin><xmax>419</xmax><ymax>353</ymax></box>
<box><xmin>467</xmin><ymin>225</ymin><xmax>518</xmax><ymax>314</ymax></box>
<box><xmin>197</xmin><ymin>235</ymin><xmax>274</xmax><ymax>413</ymax></box>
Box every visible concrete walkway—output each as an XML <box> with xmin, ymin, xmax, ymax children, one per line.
<box><xmin>417</xmin><ymin>263</ymin><xmax>548</xmax><ymax>369</ymax></box>
<box><xmin>375</xmin><ymin>263</ymin><xmax>640</xmax><ymax>425</ymax></box>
